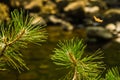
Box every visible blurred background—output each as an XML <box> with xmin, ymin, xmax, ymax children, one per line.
<box><xmin>0</xmin><ymin>0</ymin><xmax>120</xmax><ymax>80</ymax></box>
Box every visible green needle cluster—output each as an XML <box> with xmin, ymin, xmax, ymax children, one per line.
<box><xmin>51</xmin><ymin>38</ymin><xmax>105</xmax><ymax>80</ymax></box>
<box><xmin>106</xmin><ymin>67</ymin><xmax>120</xmax><ymax>80</ymax></box>
<box><xmin>0</xmin><ymin>9</ymin><xmax>47</xmax><ymax>73</ymax></box>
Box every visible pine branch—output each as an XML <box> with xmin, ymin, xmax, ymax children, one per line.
<box><xmin>0</xmin><ymin>43</ymin><xmax>7</xmax><ymax>57</ymax></box>
<box><xmin>8</xmin><ymin>28</ymin><xmax>25</xmax><ymax>45</ymax></box>
<box><xmin>0</xmin><ymin>9</ymin><xmax>47</xmax><ymax>72</ymax></box>
<box><xmin>51</xmin><ymin>38</ymin><xmax>105</xmax><ymax>79</ymax></box>
<box><xmin>105</xmin><ymin>67</ymin><xmax>120</xmax><ymax>80</ymax></box>
<box><xmin>0</xmin><ymin>28</ymin><xmax>25</xmax><ymax>57</ymax></box>
<box><xmin>67</xmin><ymin>52</ymin><xmax>77</xmax><ymax>66</ymax></box>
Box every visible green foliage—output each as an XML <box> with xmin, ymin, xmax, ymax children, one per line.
<box><xmin>51</xmin><ymin>38</ymin><xmax>104</xmax><ymax>80</ymax></box>
<box><xmin>0</xmin><ymin>9</ymin><xmax>47</xmax><ymax>73</ymax></box>
<box><xmin>105</xmin><ymin>67</ymin><xmax>120</xmax><ymax>80</ymax></box>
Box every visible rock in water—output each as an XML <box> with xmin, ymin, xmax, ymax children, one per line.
<box><xmin>86</xmin><ymin>26</ymin><xmax>113</xmax><ymax>40</ymax></box>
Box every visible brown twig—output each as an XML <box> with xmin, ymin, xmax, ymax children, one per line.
<box><xmin>67</xmin><ymin>52</ymin><xmax>77</xmax><ymax>66</ymax></box>
<box><xmin>72</xmin><ymin>68</ymin><xmax>77</xmax><ymax>80</ymax></box>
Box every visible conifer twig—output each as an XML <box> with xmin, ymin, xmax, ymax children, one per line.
<box><xmin>0</xmin><ymin>43</ymin><xmax>7</xmax><ymax>57</ymax></box>
<box><xmin>73</xmin><ymin>68</ymin><xmax>77</xmax><ymax>80</ymax></box>
<box><xmin>0</xmin><ymin>9</ymin><xmax>47</xmax><ymax>72</ymax></box>
<box><xmin>0</xmin><ymin>36</ymin><xmax>8</xmax><ymax>57</ymax></box>
<box><xmin>67</xmin><ymin>52</ymin><xmax>77</xmax><ymax>66</ymax></box>
<box><xmin>0</xmin><ymin>28</ymin><xmax>25</xmax><ymax>57</ymax></box>
<box><xmin>8</xmin><ymin>28</ymin><xmax>25</xmax><ymax>45</ymax></box>
<box><xmin>51</xmin><ymin>38</ymin><xmax>104</xmax><ymax>79</ymax></box>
